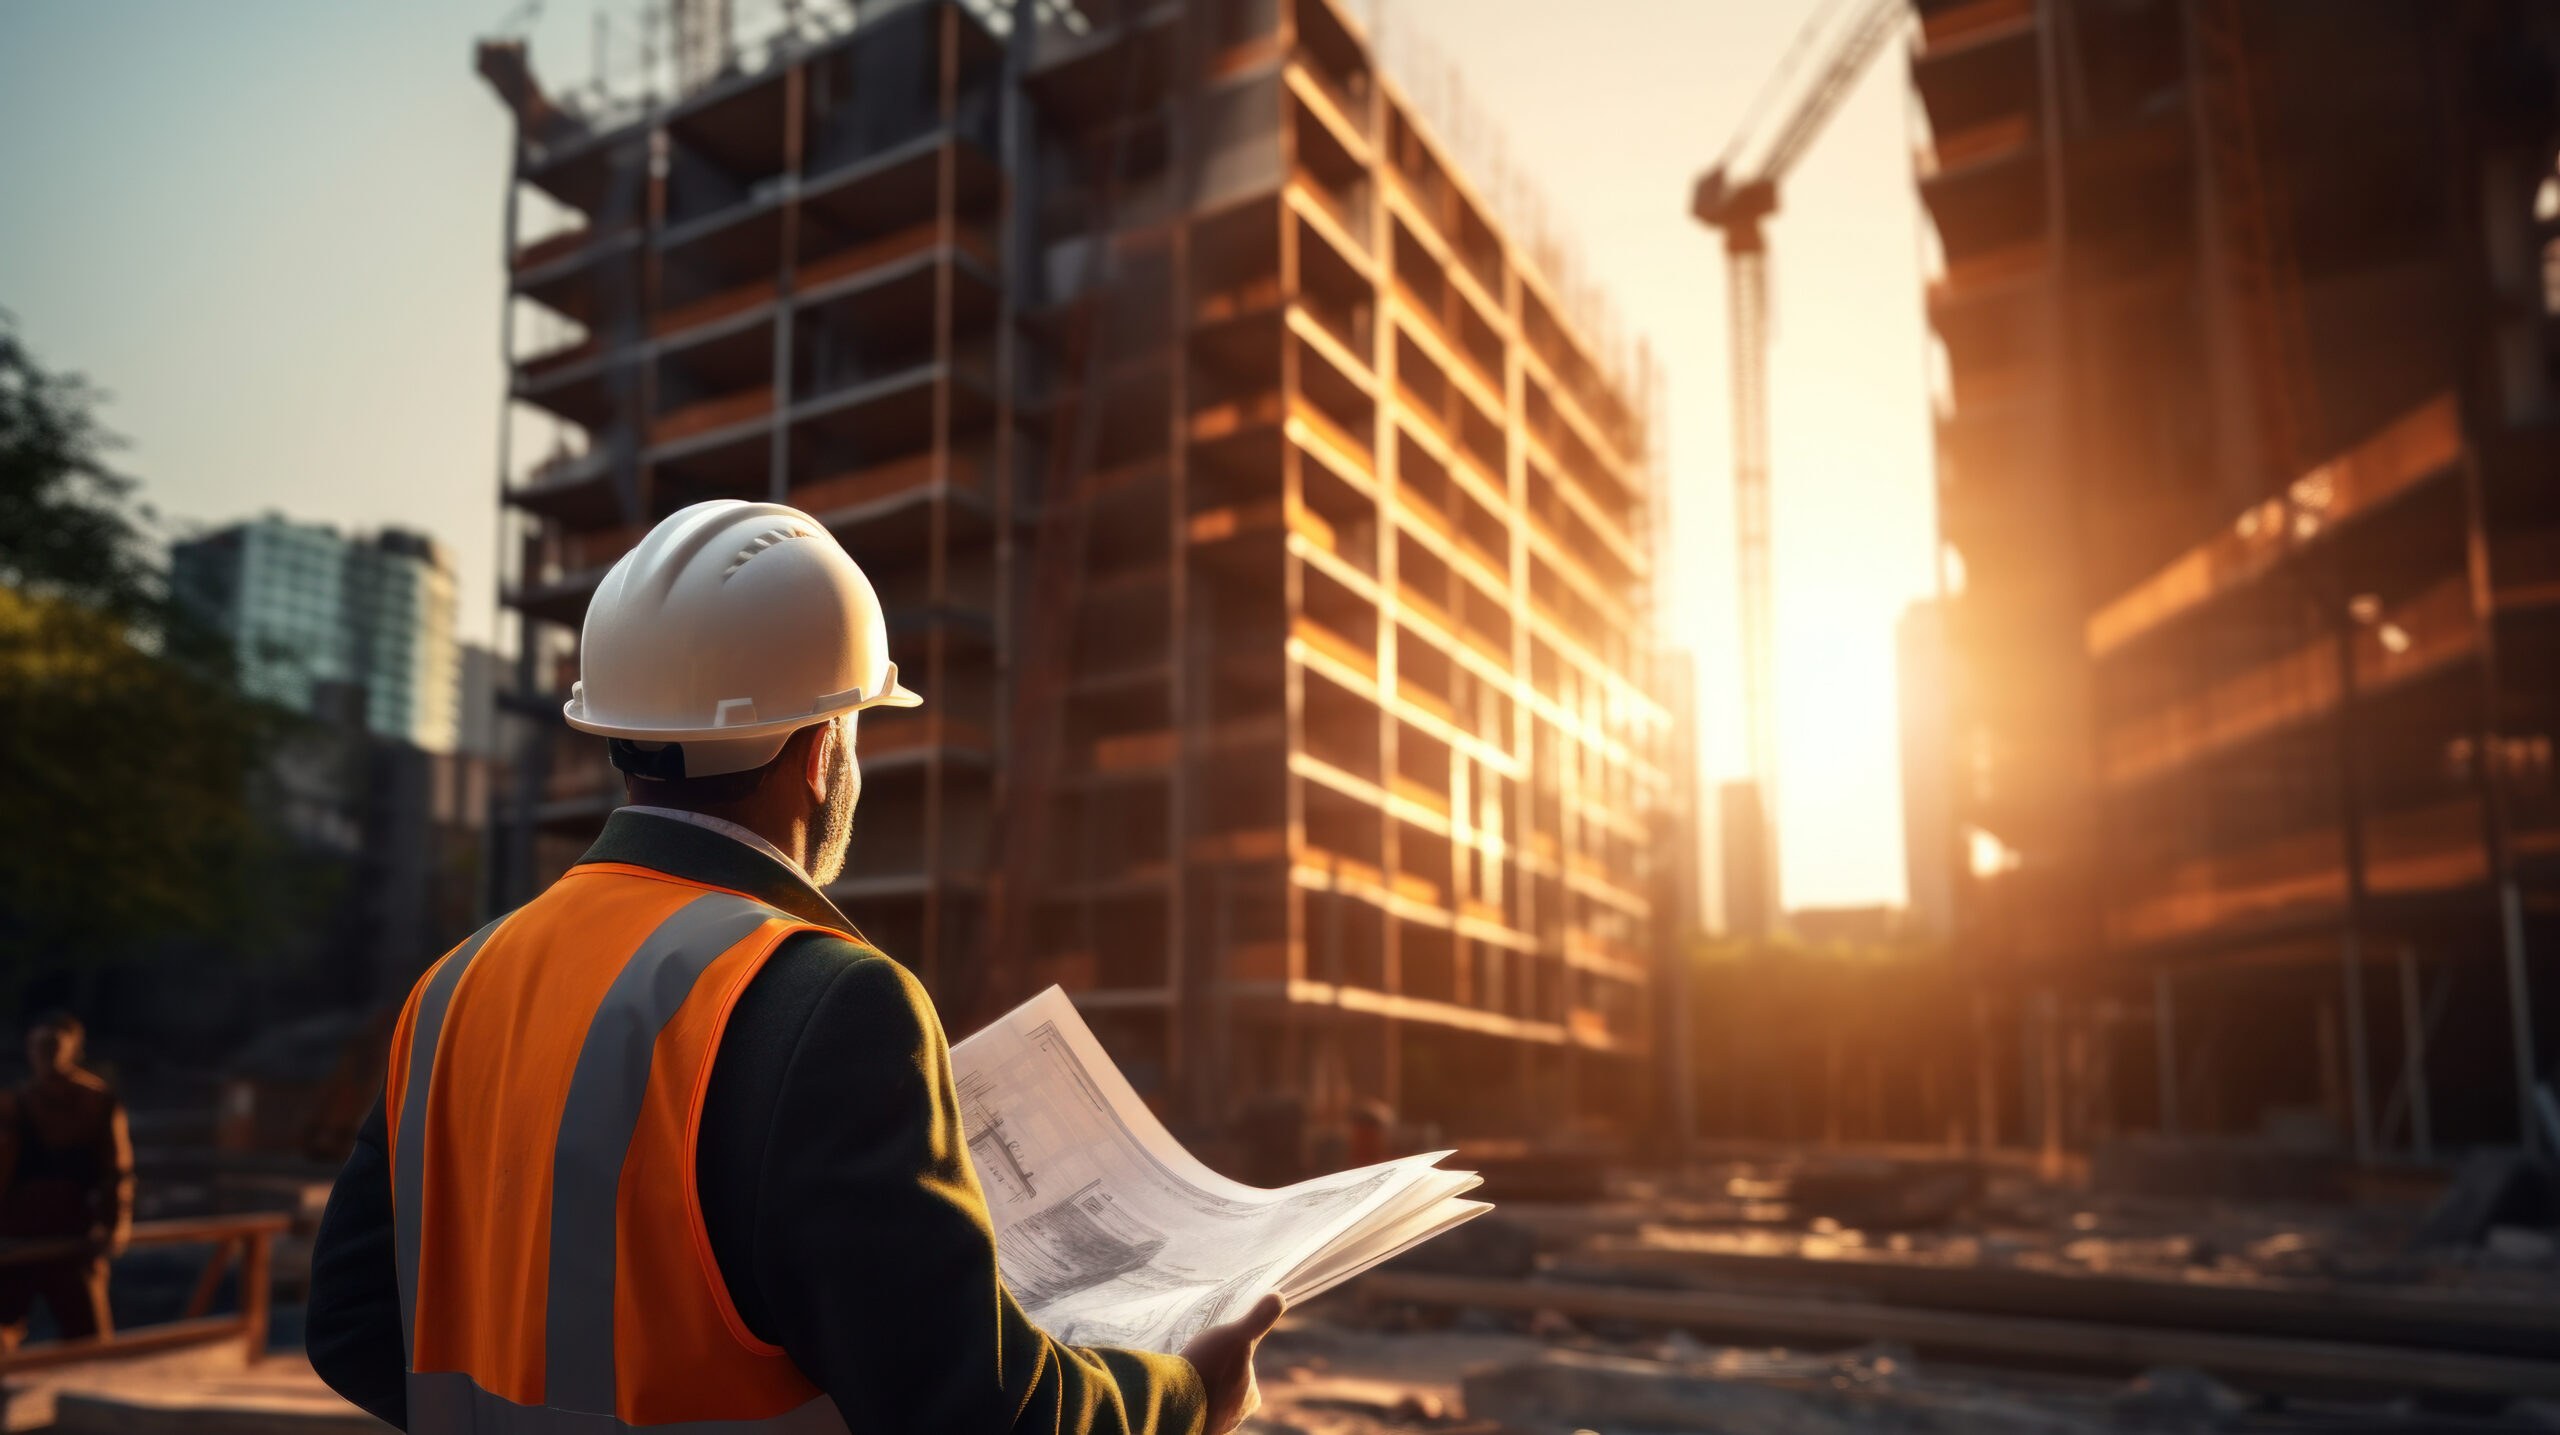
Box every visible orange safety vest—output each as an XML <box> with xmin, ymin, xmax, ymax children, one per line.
<box><xmin>386</xmin><ymin>863</ymin><xmax>848</xmax><ymax>1433</ymax></box>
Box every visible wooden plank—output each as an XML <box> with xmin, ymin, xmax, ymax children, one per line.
<box><xmin>128</xmin><ymin>1214</ymin><xmax>293</xmax><ymax>1245</ymax></box>
<box><xmin>241</xmin><ymin>1232</ymin><xmax>274</xmax><ymax>1366</ymax></box>
<box><xmin>1356</xmin><ymin>1272</ymin><xmax>2560</xmax><ymax>1399</ymax></box>
<box><xmin>0</xmin><ymin>1215</ymin><xmax>292</xmax><ymax>1269</ymax></box>
<box><xmin>181</xmin><ymin>1238</ymin><xmax>237</xmax><ymax>1321</ymax></box>
<box><xmin>0</xmin><ymin>1215</ymin><xmax>290</xmax><ymax>1374</ymax></box>
<box><xmin>53</xmin><ymin>1387</ymin><xmax>386</xmax><ymax>1435</ymax></box>
<box><xmin>1</xmin><ymin>1318</ymin><xmax>251</xmax><ymax>1375</ymax></box>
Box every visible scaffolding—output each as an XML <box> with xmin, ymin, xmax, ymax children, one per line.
<box><xmin>1909</xmin><ymin>0</ymin><xmax>2560</xmax><ymax>1156</ymax></box>
<box><xmin>481</xmin><ymin>0</ymin><xmax>1683</xmax><ymax>1140</ymax></box>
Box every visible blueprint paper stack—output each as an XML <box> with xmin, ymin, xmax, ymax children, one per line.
<box><xmin>953</xmin><ymin>986</ymin><xmax>1492</xmax><ymax>1353</ymax></box>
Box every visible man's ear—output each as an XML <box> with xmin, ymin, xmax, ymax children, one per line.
<box><xmin>802</xmin><ymin>720</ymin><xmax>833</xmax><ymax>804</ymax></box>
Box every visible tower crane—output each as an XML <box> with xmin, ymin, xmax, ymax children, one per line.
<box><xmin>1690</xmin><ymin>0</ymin><xmax>1905</xmax><ymax>929</ymax></box>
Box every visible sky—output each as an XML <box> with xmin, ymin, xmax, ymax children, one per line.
<box><xmin>0</xmin><ymin>0</ymin><xmax>1938</xmax><ymax>912</ymax></box>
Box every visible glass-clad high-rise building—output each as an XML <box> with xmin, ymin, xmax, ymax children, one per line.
<box><xmin>173</xmin><ymin>516</ymin><xmax>462</xmax><ymax>753</ymax></box>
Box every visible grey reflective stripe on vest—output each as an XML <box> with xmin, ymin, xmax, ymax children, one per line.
<box><xmin>542</xmin><ymin>892</ymin><xmax>782</xmax><ymax>1416</ymax></box>
<box><xmin>395</xmin><ymin>916</ymin><xmax>508</xmax><ymax>1367</ymax></box>
<box><xmin>409</xmin><ymin>1371</ymin><xmax>850</xmax><ymax>1435</ymax></box>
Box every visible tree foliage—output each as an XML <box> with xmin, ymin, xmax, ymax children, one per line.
<box><xmin>0</xmin><ymin>314</ymin><xmax>307</xmax><ymax>993</ymax></box>
<box><xmin>0</xmin><ymin>317</ymin><xmax>159</xmax><ymax>618</ymax></box>
<box><xmin>0</xmin><ymin>588</ymin><xmax>298</xmax><ymax>961</ymax></box>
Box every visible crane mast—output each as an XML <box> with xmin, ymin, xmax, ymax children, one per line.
<box><xmin>1724</xmin><ymin>226</ymin><xmax>1777</xmax><ymax>916</ymax></box>
<box><xmin>1692</xmin><ymin>0</ymin><xmax>1903</xmax><ymax>930</ymax></box>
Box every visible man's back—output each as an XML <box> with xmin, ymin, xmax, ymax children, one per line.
<box><xmin>0</xmin><ymin>1072</ymin><xmax>119</xmax><ymax>1219</ymax></box>
<box><xmin>308</xmin><ymin>809</ymin><xmax>1209</xmax><ymax>1435</ymax></box>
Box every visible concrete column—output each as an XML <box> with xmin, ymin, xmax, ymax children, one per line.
<box><xmin>2500</xmin><ymin>880</ymin><xmax>2541</xmax><ymax>1155</ymax></box>
<box><xmin>2341</xmin><ymin>927</ymin><xmax>2376</xmax><ymax>1166</ymax></box>
<box><xmin>2396</xmin><ymin>945</ymin><xmax>2433</xmax><ymax>1161</ymax></box>
<box><xmin>2155</xmin><ymin>968</ymin><xmax>2180</xmax><ymax>1138</ymax></box>
<box><xmin>1972</xmin><ymin>992</ymin><xmax>2000</xmax><ymax>1151</ymax></box>
<box><xmin>2037</xmin><ymin>989</ymin><xmax>2064</xmax><ymax>1179</ymax></box>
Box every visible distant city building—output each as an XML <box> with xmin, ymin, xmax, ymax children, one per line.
<box><xmin>1895</xmin><ymin>599</ymin><xmax>1951</xmax><ymax>941</ymax></box>
<box><xmin>456</xmin><ymin>643</ymin><xmax>506</xmax><ymax>761</ymax></box>
<box><xmin>173</xmin><ymin>517</ymin><xmax>462</xmax><ymax>753</ymax></box>
<box><xmin>167</xmin><ymin>519</ymin><xmax>496</xmax><ymax>1015</ymax></box>
<box><xmin>1718</xmin><ymin>780</ymin><xmax>1773</xmax><ymax>939</ymax></box>
<box><xmin>1651</xmin><ymin>650</ymin><xmax>1706</xmax><ymax>1149</ymax></box>
<box><xmin>1787</xmin><ymin>903</ymin><xmax>1902</xmax><ymax>949</ymax></box>
<box><xmin>1655</xmin><ymin>651</ymin><xmax>1710</xmax><ymax>940</ymax></box>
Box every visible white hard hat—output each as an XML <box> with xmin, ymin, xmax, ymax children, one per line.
<box><xmin>563</xmin><ymin>499</ymin><xmax>921</xmax><ymax>777</ymax></box>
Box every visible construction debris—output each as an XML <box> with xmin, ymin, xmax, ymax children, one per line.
<box><xmin>1460</xmin><ymin>1344</ymin><xmax>2110</xmax><ymax>1435</ymax></box>
<box><xmin>1359</xmin><ymin>1269</ymin><xmax>2560</xmax><ymax>1401</ymax></box>
<box><xmin>1248</xmin><ymin>1293</ymin><xmax>2560</xmax><ymax>1435</ymax></box>
<box><xmin>2412</xmin><ymin>1154</ymin><xmax>2559</xmax><ymax>1252</ymax></box>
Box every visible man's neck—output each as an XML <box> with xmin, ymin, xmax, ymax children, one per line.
<box><xmin>714</xmin><ymin>809</ymin><xmax>807</xmax><ymax>871</ymax></box>
<box><xmin>626</xmin><ymin>805</ymin><xmax>813</xmax><ymax>883</ymax></box>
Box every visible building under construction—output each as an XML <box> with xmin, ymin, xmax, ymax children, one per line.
<box><xmin>478</xmin><ymin>0</ymin><xmax>1679</xmax><ymax>1138</ymax></box>
<box><xmin>1914</xmin><ymin>0</ymin><xmax>2560</xmax><ymax>1158</ymax></box>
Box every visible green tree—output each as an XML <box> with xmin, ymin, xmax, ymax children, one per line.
<box><xmin>0</xmin><ymin>314</ymin><xmax>306</xmax><ymax>998</ymax></box>
<box><xmin>0</xmin><ymin>317</ymin><xmax>159</xmax><ymax>617</ymax></box>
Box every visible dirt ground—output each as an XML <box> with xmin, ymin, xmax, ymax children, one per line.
<box><xmin>1247</xmin><ymin>1297</ymin><xmax>2560</xmax><ymax>1435</ymax></box>
<box><xmin>1241</xmin><ymin>1151</ymin><xmax>2560</xmax><ymax>1435</ymax></box>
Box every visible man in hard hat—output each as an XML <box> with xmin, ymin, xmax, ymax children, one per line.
<box><xmin>307</xmin><ymin>501</ymin><xmax>1280</xmax><ymax>1435</ymax></box>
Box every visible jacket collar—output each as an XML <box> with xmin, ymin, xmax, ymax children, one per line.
<box><xmin>574</xmin><ymin>808</ymin><xmax>861</xmax><ymax>938</ymax></box>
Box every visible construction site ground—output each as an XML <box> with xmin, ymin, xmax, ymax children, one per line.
<box><xmin>1249</xmin><ymin>1149</ymin><xmax>2560</xmax><ymax>1433</ymax></box>
<box><xmin>11</xmin><ymin>1150</ymin><xmax>2560</xmax><ymax>1433</ymax></box>
<box><xmin>1</xmin><ymin>1347</ymin><xmax>376</xmax><ymax>1435</ymax></box>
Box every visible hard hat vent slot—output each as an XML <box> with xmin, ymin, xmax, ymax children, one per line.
<box><xmin>723</xmin><ymin>524</ymin><xmax>817</xmax><ymax>580</ymax></box>
<box><xmin>564</xmin><ymin>499</ymin><xmax>919</xmax><ymax>742</ymax></box>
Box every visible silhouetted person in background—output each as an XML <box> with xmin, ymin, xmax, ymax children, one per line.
<box><xmin>0</xmin><ymin>1013</ymin><xmax>133</xmax><ymax>1350</ymax></box>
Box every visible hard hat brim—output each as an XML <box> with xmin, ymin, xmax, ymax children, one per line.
<box><xmin>561</xmin><ymin>664</ymin><xmax>924</xmax><ymax>742</ymax></box>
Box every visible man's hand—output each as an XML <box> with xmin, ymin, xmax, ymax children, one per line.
<box><xmin>1179</xmin><ymin>1292</ymin><xmax>1284</xmax><ymax>1435</ymax></box>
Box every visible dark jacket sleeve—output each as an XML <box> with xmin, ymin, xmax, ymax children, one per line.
<box><xmin>700</xmin><ymin>940</ymin><xmax>1207</xmax><ymax>1435</ymax></box>
<box><xmin>307</xmin><ymin>1092</ymin><xmax>410</xmax><ymax>1429</ymax></box>
<box><xmin>304</xmin><ymin>937</ymin><xmax>1204</xmax><ymax>1435</ymax></box>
